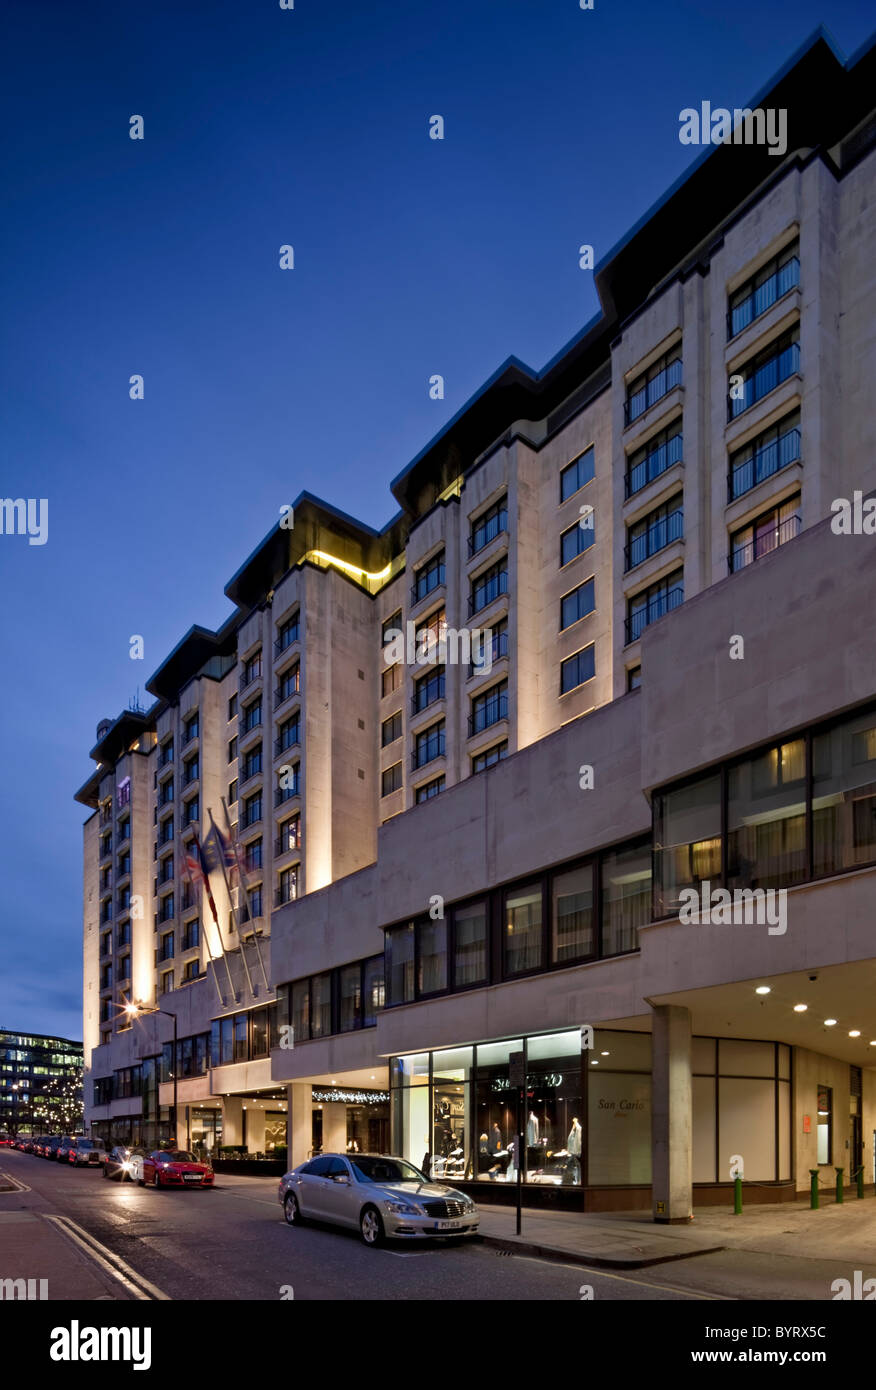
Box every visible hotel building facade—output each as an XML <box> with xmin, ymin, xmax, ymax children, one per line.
<box><xmin>76</xmin><ymin>32</ymin><xmax>876</xmax><ymax>1217</ymax></box>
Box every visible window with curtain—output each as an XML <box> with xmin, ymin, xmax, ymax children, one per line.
<box><xmin>504</xmin><ymin>885</ymin><xmax>543</xmax><ymax>975</ymax></box>
<box><xmin>551</xmin><ymin>865</ymin><xmax>593</xmax><ymax>962</ymax></box>
<box><xmin>417</xmin><ymin>919</ymin><xmax>447</xmax><ymax>995</ymax></box>
<box><xmin>601</xmin><ymin>837</ymin><xmax>652</xmax><ymax>954</ymax></box>
<box><xmin>453</xmin><ymin>902</ymin><xmax>488</xmax><ymax>986</ymax></box>
<box><xmin>813</xmin><ymin>710</ymin><xmax>876</xmax><ymax>875</ymax></box>
<box><xmin>727</xmin><ymin>739</ymin><xmax>806</xmax><ymax>890</ymax></box>
<box><xmin>653</xmin><ymin>774</ymin><xmax>722</xmax><ymax>916</ymax></box>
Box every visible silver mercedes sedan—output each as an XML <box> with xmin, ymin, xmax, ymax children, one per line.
<box><xmin>278</xmin><ymin>1152</ymin><xmax>479</xmax><ymax>1246</ymax></box>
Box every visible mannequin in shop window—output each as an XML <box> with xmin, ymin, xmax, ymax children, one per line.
<box><xmin>526</xmin><ymin>1112</ymin><xmax>539</xmax><ymax>1146</ymax></box>
<box><xmin>567</xmin><ymin>1118</ymin><xmax>582</xmax><ymax>1156</ymax></box>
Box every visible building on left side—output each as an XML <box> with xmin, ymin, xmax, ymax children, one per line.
<box><xmin>0</xmin><ymin>1030</ymin><xmax>83</xmax><ymax>1137</ymax></box>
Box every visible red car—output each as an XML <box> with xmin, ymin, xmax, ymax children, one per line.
<box><xmin>139</xmin><ymin>1149</ymin><xmax>214</xmax><ymax>1189</ymax></box>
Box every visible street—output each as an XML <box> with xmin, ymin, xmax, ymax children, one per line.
<box><xmin>1</xmin><ymin>1150</ymin><xmax>862</xmax><ymax>1302</ymax></box>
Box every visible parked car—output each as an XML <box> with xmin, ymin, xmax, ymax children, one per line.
<box><xmin>104</xmin><ymin>1145</ymin><xmax>144</xmax><ymax>1182</ymax></box>
<box><xmin>32</xmin><ymin>1137</ymin><xmax>51</xmax><ymax>1157</ymax></box>
<box><xmin>68</xmin><ymin>1138</ymin><xmax>107</xmax><ymax>1168</ymax></box>
<box><xmin>43</xmin><ymin>1136</ymin><xmax>64</xmax><ymax>1160</ymax></box>
<box><xmin>0</xmin><ymin>1134</ymin><xmax>14</xmax><ymax>1147</ymax></box>
<box><xmin>139</xmin><ymin>1149</ymin><xmax>214</xmax><ymax>1189</ymax></box>
<box><xmin>278</xmin><ymin>1152</ymin><xmax>480</xmax><ymax>1247</ymax></box>
<box><xmin>55</xmin><ymin>1136</ymin><xmax>79</xmax><ymax>1163</ymax></box>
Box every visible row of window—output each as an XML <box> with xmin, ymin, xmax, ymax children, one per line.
<box><xmin>384</xmin><ymin>834</ymin><xmax>652</xmax><ymax>1004</ymax></box>
<box><xmin>653</xmin><ymin>699</ymin><xmax>876</xmax><ymax>916</ymax></box>
<box><xmin>276</xmin><ymin>956</ymin><xmax>385</xmax><ymax>1041</ymax></box>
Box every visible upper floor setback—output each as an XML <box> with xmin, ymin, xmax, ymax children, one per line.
<box><xmin>76</xmin><ymin>34</ymin><xmax>876</xmax><ymax>822</ymax></box>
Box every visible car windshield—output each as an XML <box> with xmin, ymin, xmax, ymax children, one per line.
<box><xmin>349</xmin><ymin>1156</ymin><xmax>426</xmax><ymax>1184</ymax></box>
<box><xmin>162</xmin><ymin>1151</ymin><xmax>196</xmax><ymax>1163</ymax></box>
<box><xmin>77</xmin><ymin>1140</ymin><xmax>96</xmax><ymax>1148</ymax></box>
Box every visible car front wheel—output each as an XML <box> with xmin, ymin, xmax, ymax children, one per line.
<box><xmin>152</xmin><ymin>1170</ymin><xmax>161</xmax><ymax>1188</ymax></box>
<box><xmin>283</xmin><ymin>1192</ymin><xmax>302</xmax><ymax>1226</ymax></box>
<box><xmin>359</xmin><ymin>1205</ymin><xmax>385</xmax><ymax>1248</ymax></box>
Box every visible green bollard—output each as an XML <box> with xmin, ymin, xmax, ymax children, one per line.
<box><xmin>734</xmin><ymin>1175</ymin><xmax>743</xmax><ymax>1215</ymax></box>
<box><xmin>810</xmin><ymin>1169</ymin><xmax>819</xmax><ymax>1209</ymax></box>
<box><xmin>857</xmin><ymin>1165</ymin><xmax>865</xmax><ymax>1199</ymax></box>
<box><xmin>835</xmin><ymin>1167</ymin><xmax>844</xmax><ymax>1204</ymax></box>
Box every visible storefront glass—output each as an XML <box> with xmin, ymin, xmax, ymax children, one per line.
<box><xmin>431</xmin><ymin>1046</ymin><xmax>471</xmax><ymax>1181</ymax></box>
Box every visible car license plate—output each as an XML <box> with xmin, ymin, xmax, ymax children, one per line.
<box><xmin>435</xmin><ymin>1219</ymin><xmax>463</xmax><ymax>1230</ymax></box>
<box><xmin>183</xmin><ymin>1174</ymin><xmax>202</xmax><ymax>1182</ymax></box>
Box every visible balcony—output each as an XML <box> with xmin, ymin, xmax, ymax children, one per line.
<box><xmin>274</xmin><ymin>683</ymin><xmax>300</xmax><ymax>710</ymax></box>
<box><xmin>274</xmin><ymin>882</ymin><xmax>298</xmax><ymax>908</ymax></box>
<box><xmin>411</xmin><ymin>738</ymin><xmax>445</xmax><ymax>771</ymax></box>
<box><xmin>239</xmin><ymin>665</ymin><xmax>263</xmax><ymax>693</ymax></box>
<box><xmin>274</xmin><ymin>627</ymin><xmax>299</xmax><ymax>655</ymax></box>
<box><xmin>274</xmin><ymin>731</ymin><xmax>301</xmax><ymax>757</ymax></box>
<box><xmin>411</xmin><ymin>563</ymin><xmax>445</xmax><ymax>607</ymax></box>
<box><xmin>729</xmin><ymin>512</ymin><xmax>801</xmax><ymax>573</ymax></box>
<box><xmin>728</xmin><ymin>427</ymin><xmax>801</xmax><ymax>502</ymax></box>
<box><xmin>469</xmin><ymin>570</ymin><xmax>508</xmax><ymax>617</ymax></box>
<box><xmin>624</xmin><ymin>508</ymin><xmax>683</xmax><ymax>571</ymax></box>
<box><xmin>468</xmin><ymin>691</ymin><xmax>509</xmax><ymax>737</ymax></box>
<box><xmin>728</xmin><ymin>337</ymin><xmax>800</xmax><ymax>421</ymax></box>
<box><xmin>158</xmin><ymin>745</ymin><xmax>174</xmax><ymax>769</ymax></box>
<box><xmin>727</xmin><ymin>256</ymin><xmax>799</xmax><ymax>340</ymax></box>
<box><xmin>274</xmin><ymin>830</ymin><xmax>301</xmax><ymax>856</ymax></box>
<box><xmin>624</xmin><ymin>582</ymin><xmax>684</xmax><ymax>645</ymax></box>
<box><xmin>411</xmin><ymin>677</ymin><xmax>445</xmax><ymax>715</ymax></box>
<box><xmin>625</xmin><ymin>431</ymin><xmax>683</xmax><ymax>500</ymax></box>
<box><xmin>274</xmin><ymin>784</ymin><xmax>300</xmax><ymax>807</ymax></box>
<box><xmin>624</xmin><ymin>357</ymin><xmax>682</xmax><ymax>426</ymax></box>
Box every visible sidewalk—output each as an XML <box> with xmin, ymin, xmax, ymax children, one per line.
<box><xmin>475</xmin><ymin>1195</ymin><xmax>876</xmax><ymax>1269</ymax></box>
<box><xmin>0</xmin><ymin>1208</ymin><xmax>127</xmax><ymax>1299</ymax></box>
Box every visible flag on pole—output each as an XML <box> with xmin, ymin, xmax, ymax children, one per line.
<box><xmin>203</xmin><ymin>820</ymin><xmax>246</xmax><ymax>879</ymax></box>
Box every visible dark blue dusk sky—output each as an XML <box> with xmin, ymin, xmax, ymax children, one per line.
<box><xmin>0</xmin><ymin>1</ymin><xmax>871</xmax><ymax>1040</ymax></box>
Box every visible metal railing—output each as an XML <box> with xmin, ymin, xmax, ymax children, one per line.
<box><xmin>469</xmin><ymin>569</ymin><xmax>508</xmax><ymax>617</ymax></box>
<box><xmin>468</xmin><ymin>691</ymin><xmax>509</xmax><ymax>736</ymax></box>
<box><xmin>727</xmin><ymin>256</ymin><xmax>799</xmax><ymax>339</ymax></box>
<box><xmin>624</xmin><ymin>358</ymin><xmax>682</xmax><ymax>426</ymax></box>
<box><xmin>729</xmin><ymin>512</ymin><xmax>801</xmax><ymax>573</ymax></box>
<box><xmin>728</xmin><ymin>427</ymin><xmax>801</xmax><ymax>501</ymax></box>
<box><xmin>624</xmin><ymin>508</ymin><xmax>683</xmax><ymax>571</ymax></box>
<box><xmin>624</xmin><ymin>583</ymin><xmax>684</xmax><ymax>644</ymax></box>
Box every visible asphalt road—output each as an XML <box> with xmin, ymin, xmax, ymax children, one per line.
<box><xmin>1</xmin><ymin>1150</ymin><xmax>707</xmax><ymax>1302</ymax></box>
<box><xmin>1</xmin><ymin>1150</ymin><xmax>858</xmax><ymax>1302</ymax></box>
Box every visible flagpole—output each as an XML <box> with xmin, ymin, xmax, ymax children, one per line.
<box><xmin>208</xmin><ymin>807</ymin><xmax>256</xmax><ymax>998</ymax></box>
<box><xmin>221</xmin><ymin>796</ymin><xmax>269</xmax><ymax>991</ymax></box>
<box><xmin>194</xmin><ymin>829</ymin><xmax>237</xmax><ymax>1001</ymax></box>
<box><xmin>182</xmin><ymin>853</ymin><xmax>225</xmax><ymax>1007</ymax></box>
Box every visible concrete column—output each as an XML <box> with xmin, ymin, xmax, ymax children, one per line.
<box><xmin>651</xmin><ymin>1004</ymin><xmax>693</xmax><ymax>1223</ymax></box>
<box><xmin>322</xmin><ymin>1101</ymin><xmax>347</xmax><ymax>1154</ymax></box>
<box><xmin>287</xmin><ymin>1083</ymin><xmax>312</xmax><ymax>1167</ymax></box>
<box><xmin>222</xmin><ymin>1096</ymin><xmax>243</xmax><ymax>1148</ymax></box>
<box><xmin>244</xmin><ymin>1106</ymin><xmax>266</xmax><ymax>1154</ymax></box>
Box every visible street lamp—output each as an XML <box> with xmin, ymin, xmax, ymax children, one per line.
<box><xmin>124</xmin><ymin>1003</ymin><xmax>178</xmax><ymax>1144</ymax></box>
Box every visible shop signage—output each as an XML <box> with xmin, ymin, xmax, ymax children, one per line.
<box><xmin>803</xmin><ymin>1114</ymin><xmax>811</xmax><ymax>1133</ymax></box>
<box><xmin>492</xmin><ymin>1073</ymin><xmax>563</xmax><ymax>1091</ymax></box>
<box><xmin>311</xmin><ymin>1087</ymin><xmax>389</xmax><ymax>1105</ymax></box>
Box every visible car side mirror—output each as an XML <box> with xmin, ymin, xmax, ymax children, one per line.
<box><xmin>332</xmin><ymin>1173</ymin><xmax>350</xmax><ymax>1184</ymax></box>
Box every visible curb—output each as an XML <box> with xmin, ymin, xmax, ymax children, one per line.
<box><xmin>477</xmin><ymin>1231</ymin><xmax>726</xmax><ymax>1269</ymax></box>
